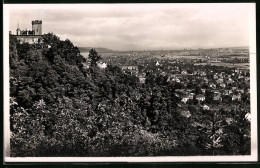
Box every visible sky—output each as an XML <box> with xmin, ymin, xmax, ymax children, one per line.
<box><xmin>7</xmin><ymin>3</ymin><xmax>254</xmax><ymax>51</ymax></box>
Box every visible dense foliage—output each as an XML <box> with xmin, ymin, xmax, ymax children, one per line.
<box><xmin>9</xmin><ymin>33</ymin><xmax>250</xmax><ymax>156</ymax></box>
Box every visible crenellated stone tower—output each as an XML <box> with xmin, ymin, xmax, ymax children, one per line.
<box><xmin>32</xmin><ymin>20</ymin><xmax>42</xmax><ymax>35</ymax></box>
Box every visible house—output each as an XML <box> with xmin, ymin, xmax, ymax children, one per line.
<box><xmin>209</xmin><ymin>83</ymin><xmax>216</xmax><ymax>89</ymax></box>
<box><xmin>175</xmin><ymin>89</ymin><xmax>186</xmax><ymax>94</ymax></box>
<box><xmin>220</xmin><ymin>83</ymin><xmax>226</xmax><ymax>88</ymax></box>
<box><xmin>97</xmin><ymin>62</ymin><xmax>107</xmax><ymax>69</ymax></box>
<box><xmin>181</xmin><ymin>95</ymin><xmax>190</xmax><ymax>104</ymax></box>
<box><xmin>175</xmin><ymin>89</ymin><xmax>185</xmax><ymax>97</ymax></box>
<box><xmin>211</xmin><ymin>106</ymin><xmax>220</xmax><ymax>111</ymax></box>
<box><xmin>174</xmin><ymin>78</ymin><xmax>181</xmax><ymax>83</ymax></box>
<box><xmin>121</xmin><ymin>65</ymin><xmax>138</xmax><ymax>70</ymax></box>
<box><xmin>219</xmin><ymin>72</ymin><xmax>224</xmax><ymax>78</ymax></box>
<box><xmin>199</xmin><ymin>71</ymin><xmax>206</xmax><ymax>76</ymax></box>
<box><xmin>160</xmin><ymin>71</ymin><xmax>167</xmax><ymax>76</ymax></box>
<box><xmin>232</xmin><ymin>94</ymin><xmax>241</xmax><ymax>101</ymax></box>
<box><xmin>222</xmin><ymin>90</ymin><xmax>228</xmax><ymax>95</ymax></box>
<box><xmin>235</xmin><ymin>69</ymin><xmax>240</xmax><ymax>73</ymax></box>
<box><xmin>175</xmin><ymin>93</ymin><xmax>180</xmax><ymax>97</ymax></box>
<box><xmin>203</xmin><ymin>77</ymin><xmax>209</xmax><ymax>83</ymax></box>
<box><xmin>201</xmin><ymin>89</ymin><xmax>206</xmax><ymax>94</ymax></box>
<box><xmin>223</xmin><ymin>89</ymin><xmax>232</xmax><ymax>95</ymax></box>
<box><xmin>177</xmin><ymin>107</ymin><xmax>191</xmax><ymax>118</ymax></box>
<box><xmin>225</xmin><ymin>118</ymin><xmax>233</xmax><ymax>125</ymax></box>
<box><xmin>196</xmin><ymin>94</ymin><xmax>205</xmax><ymax>102</ymax></box>
<box><xmin>226</xmin><ymin>79</ymin><xmax>233</xmax><ymax>85</ymax></box>
<box><xmin>188</xmin><ymin>92</ymin><xmax>195</xmax><ymax>99</ymax></box>
<box><xmin>186</xmin><ymin>89</ymin><xmax>193</xmax><ymax>93</ymax></box>
<box><xmin>82</xmin><ymin>62</ymin><xmax>90</xmax><ymax>69</ymax></box>
<box><xmin>139</xmin><ymin>77</ymin><xmax>146</xmax><ymax>84</ymax></box>
<box><xmin>232</xmin><ymin>87</ymin><xmax>237</xmax><ymax>90</ymax></box>
<box><xmin>238</xmin><ymin>75</ymin><xmax>244</xmax><ymax>79</ymax></box>
<box><xmin>167</xmin><ymin>74</ymin><xmax>177</xmax><ymax>81</ymax></box>
<box><xmin>245</xmin><ymin>113</ymin><xmax>251</xmax><ymax>121</ymax></box>
<box><xmin>214</xmin><ymin>90</ymin><xmax>220</xmax><ymax>95</ymax></box>
<box><xmin>236</xmin><ymin>89</ymin><xmax>244</xmax><ymax>93</ymax></box>
<box><xmin>180</xmin><ymin>110</ymin><xmax>191</xmax><ymax>118</ymax></box>
<box><xmin>203</xmin><ymin>104</ymin><xmax>210</xmax><ymax>110</ymax></box>
<box><xmin>121</xmin><ymin>65</ymin><xmax>139</xmax><ymax>75</ymax></box>
<box><xmin>213</xmin><ymin>94</ymin><xmax>222</xmax><ymax>101</ymax></box>
<box><xmin>181</xmin><ymin>70</ymin><xmax>188</xmax><ymax>75</ymax></box>
<box><xmin>221</xmin><ymin>106</ymin><xmax>231</xmax><ymax>112</ymax></box>
<box><xmin>167</xmin><ymin>77</ymin><xmax>172</xmax><ymax>82</ymax></box>
<box><xmin>216</xmin><ymin>78</ymin><xmax>224</xmax><ymax>84</ymax></box>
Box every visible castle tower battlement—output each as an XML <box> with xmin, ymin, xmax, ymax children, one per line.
<box><xmin>32</xmin><ymin>20</ymin><xmax>42</xmax><ymax>25</ymax></box>
<box><xmin>32</xmin><ymin>20</ymin><xmax>42</xmax><ymax>35</ymax></box>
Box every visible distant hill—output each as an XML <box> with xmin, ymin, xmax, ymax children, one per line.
<box><xmin>78</xmin><ymin>47</ymin><xmax>115</xmax><ymax>53</ymax></box>
<box><xmin>217</xmin><ymin>46</ymin><xmax>249</xmax><ymax>50</ymax></box>
<box><xmin>78</xmin><ymin>46</ymin><xmax>249</xmax><ymax>53</ymax></box>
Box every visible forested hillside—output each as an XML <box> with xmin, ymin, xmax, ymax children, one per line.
<box><xmin>9</xmin><ymin>33</ymin><xmax>250</xmax><ymax>157</ymax></box>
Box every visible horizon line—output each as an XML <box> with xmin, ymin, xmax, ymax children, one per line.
<box><xmin>77</xmin><ymin>46</ymin><xmax>249</xmax><ymax>52</ymax></box>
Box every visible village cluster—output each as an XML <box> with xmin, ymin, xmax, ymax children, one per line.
<box><xmin>119</xmin><ymin>58</ymin><xmax>250</xmax><ymax>119</ymax></box>
<box><xmin>91</xmin><ymin>50</ymin><xmax>250</xmax><ymax>120</ymax></box>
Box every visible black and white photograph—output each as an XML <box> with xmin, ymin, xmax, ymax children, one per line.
<box><xmin>3</xmin><ymin>3</ymin><xmax>257</xmax><ymax>162</ymax></box>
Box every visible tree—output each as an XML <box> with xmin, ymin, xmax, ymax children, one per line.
<box><xmin>9</xmin><ymin>35</ymin><xmax>19</xmax><ymax>69</ymax></box>
<box><xmin>205</xmin><ymin>89</ymin><xmax>213</xmax><ymax>104</ymax></box>
<box><xmin>201</xmin><ymin>111</ymin><xmax>225</xmax><ymax>155</ymax></box>
<box><xmin>88</xmin><ymin>49</ymin><xmax>102</xmax><ymax>67</ymax></box>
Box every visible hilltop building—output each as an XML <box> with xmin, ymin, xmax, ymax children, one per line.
<box><xmin>14</xmin><ymin>20</ymin><xmax>43</xmax><ymax>44</ymax></box>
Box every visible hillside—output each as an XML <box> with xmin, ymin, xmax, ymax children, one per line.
<box><xmin>9</xmin><ymin>33</ymin><xmax>181</xmax><ymax>157</ymax></box>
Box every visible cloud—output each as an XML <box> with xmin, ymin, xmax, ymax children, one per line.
<box><xmin>8</xmin><ymin>3</ymin><xmax>253</xmax><ymax>50</ymax></box>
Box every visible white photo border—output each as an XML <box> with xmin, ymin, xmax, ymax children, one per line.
<box><xmin>3</xmin><ymin>3</ymin><xmax>258</xmax><ymax>162</ymax></box>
